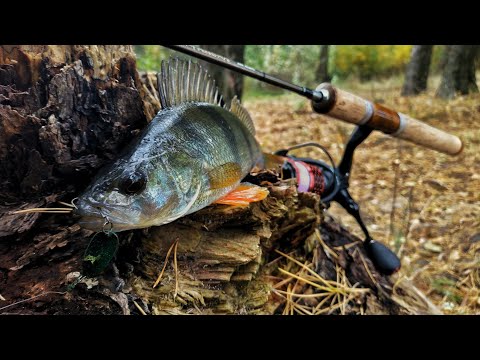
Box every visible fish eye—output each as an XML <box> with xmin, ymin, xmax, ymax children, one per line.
<box><xmin>119</xmin><ymin>171</ymin><xmax>147</xmax><ymax>195</ymax></box>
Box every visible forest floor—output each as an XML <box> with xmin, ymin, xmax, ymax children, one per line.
<box><xmin>245</xmin><ymin>81</ymin><xmax>480</xmax><ymax>314</ymax></box>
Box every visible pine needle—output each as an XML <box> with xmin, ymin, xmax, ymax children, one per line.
<box><xmin>315</xmin><ymin>228</ymin><xmax>339</xmax><ymax>260</ymax></box>
<box><xmin>278</xmin><ymin>268</ymin><xmax>340</xmax><ymax>293</ymax></box>
<box><xmin>275</xmin><ymin>249</ymin><xmax>337</xmax><ymax>289</ymax></box>
<box><xmin>273</xmin><ymin>275</ymin><xmax>294</xmax><ymax>289</ymax></box>
<box><xmin>152</xmin><ymin>240</ymin><xmax>177</xmax><ymax>288</ymax></box>
<box><xmin>315</xmin><ymin>293</ymin><xmax>357</xmax><ymax>315</ymax></box>
<box><xmin>132</xmin><ymin>300</ymin><xmax>147</xmax><ymax>315</ymax></box>
<box><xmin>173</xmin><ymin>240</ymin><xmax>179</xmax><ymax>300</ymax></box>
<box><xmin>357</xmin><ymin>248</ymin><xmax>377</xmax><ymax>285</ymax></box>
<box><xmin>314</xmin><ymin>293</ymin><xmax>334</xmax><ymax>313</ymax></box>
<box><xmin>12</xmin><ymin>207</ymin><xmax>73</xmax><ymax>214</ymax></box>
<box><xmin>58</xmin><ymin>200</ymin><xmax>77</xmax><ymax>209</ymax></box>
<box><xmin>274</xmin><ymin>289</ymin><xmax>332</xmax><ymax>299</ymax></box>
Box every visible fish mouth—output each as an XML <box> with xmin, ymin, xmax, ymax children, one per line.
<box><xmin>77</xmin><ymin>214</ymin><xmax>108</xmax><ymax>231</ymax></box>
<box><xmin>76</xmin><ymin>213</ymin><xmax>139</xmax><ymax>232</ymax></box>
<box><xmin>74</xmin><ymin>199</ymin><xmax>136</xmax><ymax>232</ymax></box>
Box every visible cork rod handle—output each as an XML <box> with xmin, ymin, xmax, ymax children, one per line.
<box><xmin>312</xmin><ymin>83</ymin><xmax>463</xmax><ymax>156</ymax></box>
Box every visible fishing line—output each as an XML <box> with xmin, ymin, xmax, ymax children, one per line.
<box><xmin>283</xmin><ymin>142</ymin><xmax>337</xmax><ymax>171</ymax></box>
<box><xmin>0</xmin><ymin>291</ymin><xmax>67</xmax><ymax>312</ymax></box>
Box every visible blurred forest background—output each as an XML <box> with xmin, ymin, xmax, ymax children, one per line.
<box><xmin>135</xmin><ymin>45</ymin><xmax>479</xmax><ymax>314</ymax></box>
<box><xmin>135</xmin><ymin>45</ymin><xmax>479</xmax><ymax>100</ymax></box>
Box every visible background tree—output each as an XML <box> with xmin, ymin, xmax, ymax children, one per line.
<box><xmin>315</xmin><ymin>45</ymin><xmax>331</xmax><ymax>83</ymax></box>
<box><xmin>401</xmin><ymin>45</ymin><xmax>433</xmax><ymax>96</ymax></box>
<box><xmin>200</xmin><ymin>45</ymin><xmax>245</xmax><ymax>104</ymax></box>
<box><xmin>436</xmin><ymin>45</ymin><xmax>479</xmax><ymax>99</ymax></box>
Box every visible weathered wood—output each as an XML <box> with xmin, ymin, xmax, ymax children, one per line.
<box><xmin>0</xmin><ymin>45</ymin><xmax>148</xmax><ymax>314</ymax></box>
<box><xmin>132</xmin><ymin>177</ymin><xmax>321</xmax><ymax>314</ymax></box>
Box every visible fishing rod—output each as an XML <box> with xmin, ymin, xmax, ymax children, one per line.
<box><xmin>163</xmin><ymin>45</ymin><xmax>464</xmax><ymax>275</ymax></box>
<box><xmin>163</xmin><ymin>45</ymin><xmax>463</xmax><ymax>156</ymax></box>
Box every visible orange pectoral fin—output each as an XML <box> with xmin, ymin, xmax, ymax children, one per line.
<box><xmin>214</xmin><ymin>183</ymin><xmax>269</xmax><ymax>207</ymax></box>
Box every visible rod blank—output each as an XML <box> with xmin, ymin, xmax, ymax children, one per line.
<box><xmin>163</xmin><ymin>45</ymin><xmax>463</xmax><ymax>156</ymax></box>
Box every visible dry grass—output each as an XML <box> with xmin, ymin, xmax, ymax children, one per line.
<box><xmin>246</xmin><ymin>81</ymin><xmax>480</xmax><ymax>314</ymax></box>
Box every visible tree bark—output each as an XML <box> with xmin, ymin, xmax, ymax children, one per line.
<box><xmin>200</xmin><ymin>45</ymin><xmax>245</xmax><ymax>104</ymax></box>
<box><xmin>436</xmin><ymin>45</ymin><xmax>479</xmax><ymax>99</ymax></box>
<box><xmin>437</xmin><ymin>46</ymin><xmax>451</xmax><ymax>73</ymax></box>
<box><xmin>401</xmin><ymin>45</ymin><xmax>433</xmax><ymax>96</ymax></box>
<box><xmin>315</xmin><ymin>45</ymin><xmax>331</xmax><ymax>83</ymax></box>
<box><xmin>0</xmin><ymin>46</ymin><xmax>440</xmax><ymax>315</ymax></box>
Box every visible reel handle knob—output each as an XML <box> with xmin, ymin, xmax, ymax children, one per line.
<box><xmin>365</xmin><ymin>239</ymin><xmax>401</xmax><ymax>275</ymax></box>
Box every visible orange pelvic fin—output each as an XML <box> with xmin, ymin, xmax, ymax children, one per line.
<box><xmin>214</xmin><ymin>183</ymin><xmax>269</xmax><ymax>207</ymax></box>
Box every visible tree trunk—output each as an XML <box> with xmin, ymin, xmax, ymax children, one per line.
<box><xmin>436</xmin><ymin>45</ymin><xmax>479</xmax><ymax>99</ymax></box>
<box><xmin>401</xmin><ymin>45</ymin><xmax>433</xmax><ymax>96</ymax></box>
<box><xmin>315</xmin><ymin>45</ymin><xmax>331</xmax><ymax>83</ymax></box>
<box><xmin>0</xmin><ymin>46</ymin><xmax>439</xmax><ymax>315</ymax></box>
<box><xmin>200</xmin><ymin>45</ymin><xmax>245</xmax><ymax>104</ymax></box>
<box><xmin>437</xmin><ymin>46</ymin><xmax>451</xmax><ymax>73</ymax></box>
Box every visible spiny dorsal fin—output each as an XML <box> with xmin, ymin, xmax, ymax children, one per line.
<box><xmin>229</xmin><ymin>96</ymin><xmax>256</xmax><ymax>135</ymax></box>
<box><xmin>157</xmin><ymin>58</ymin><xmax>256</xmax><ymax>135</ymax></box>
<box><xmin>157</xmin><ymin>58</ymin><xmax>223</xmax><ymax>109</ymax></box>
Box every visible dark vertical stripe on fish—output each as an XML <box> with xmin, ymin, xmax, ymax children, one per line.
<box><xmin>196</xmin><ymin>105</ymin><xmax>242</xmax><ymax>166</ymax></box>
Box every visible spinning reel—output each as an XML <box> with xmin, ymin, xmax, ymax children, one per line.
<box><xmin>275</xmin><ymin>125</ymin><xmax>402</xmax><ymax>275</ymax></box>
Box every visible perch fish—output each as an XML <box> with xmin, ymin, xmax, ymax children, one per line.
<box><xmin>75</xmin><ymin>59</ymin><xmax>268</xmax><ymax>232</ymax></box>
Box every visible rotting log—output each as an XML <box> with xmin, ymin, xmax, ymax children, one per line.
<box><xmin>0</xmin><ymin>46</ymin><xmax>440</xmax><ymax>315</ymax></box>
<box><xmin>0</xmin><ymin>45</ymin><xmax>148</xmax><ymax>314</ymax></box>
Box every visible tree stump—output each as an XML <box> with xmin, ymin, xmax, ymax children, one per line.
<box><xmin>0</xmin><ymin>46</ymin><xmax>440</xmax><ymax>315</ymax></box>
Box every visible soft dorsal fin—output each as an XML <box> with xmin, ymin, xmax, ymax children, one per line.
<box><xmin>229</xmin><ymin>95</ymin><xmax>256</xmax><ymax>135</ymax></box>
<box><xmin>157</xmin><ymin>58</ymin><xmax>223</xmax><ymax>109</ymax></box>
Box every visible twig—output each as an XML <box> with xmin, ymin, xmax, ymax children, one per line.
<box><xmin>398</xmin><ymin>186</ymin><xmax>415</xmax><ymax>258</ymax></box>
<box><xmin>388</xmin><ymin>151</ymin><xmax>401</xmax><ymax>244</ymax></box>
